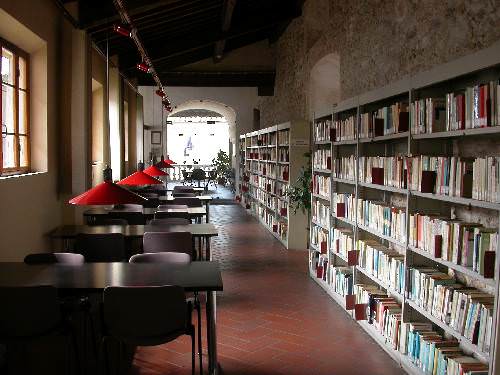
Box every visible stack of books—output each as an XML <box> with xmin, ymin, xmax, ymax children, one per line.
<box><xmin>409</xmin><ymin>213</ymin><xmax>498</xmax><ymax>278</ymax></box>
<box><xmin>357</xmin><ymin>239</ymin><xmax>405</xmax><ymax>294</ymax></box>
<box><xmin>332</xmin><ymin>155</ymin><xmax>356</xmax><ymax>181</ymax></box>
<box><xmin>315</xmin><ymin>118</ymin><xmax>332</xmax><ymax>141</ymax></box>
<box><xmin>359</xmin><ymin>155</ymin><xmax>407</xmax><ymax>188</ymax></box>
<box><xmin>410</xmin><ymin>97</ymin><xmax>447</xmax><ymax>134</ymax></box>
<box><xmin>313</xmin><ymin>149</ymin><xmax>331</xmax><ymax>170</ymax></box>
<box><xmin>329</xmin><ymin>266</ymin><xmax>353</xmax><ymax>296</ymax></box>
<box><xmin>357</xmin><ymin>199</ymin><xmax>407</xmax><ymax>243</ymax></box>
<box><xmin>332</xmin><ymin>115</ymin><xmax>356</xmax><ymax>141</ymax></box>
<box><xmin>312</xmin><ymin>174</ymin><xmax>330</xmax><ymax>198</ymax></box>
<box><xmin>407</xmin><ymin>267</ymin><xmax>494</xmax><ymax>352</ymax></box>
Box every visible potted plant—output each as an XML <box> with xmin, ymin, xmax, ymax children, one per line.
<box><xmin>212</xmin><ymin>150</ymin><xmax>231</xmax><ymax>185</ymax></box>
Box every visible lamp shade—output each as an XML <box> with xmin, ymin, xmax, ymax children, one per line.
<box><xmin>144</xmin><ymin>165</ymin><xmax>168</xmax><ymax>177</ymax></box>
<box><xmin>69</xmin><ymin>181</ymin><xmax>147</xmax><ymax>205</ymax></box>
<box><xmin>156</xmin><ymin>159</ymin><xmax>175</xmax><ymax>168</ymax></box>
<box><xmin>164</xmin><ymin>157</ymin><xmax>176</xmax><ymax>164</ymax></box>
<box><xmin>117</xmin><ymin>170</ymin><xmax>163</xmax><ymax>186</ymax></box>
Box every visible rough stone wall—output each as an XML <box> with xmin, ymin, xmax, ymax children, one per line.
<box><xmin>258</xmin><ymin>0</ymin><xmax>500</xmax><ymax>127</ymax></box>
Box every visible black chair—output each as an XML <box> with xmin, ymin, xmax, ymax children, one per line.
<box><xmin>143</xmin><ymin>232</ymin><xmax>193</xmax><ymax>259</ymax></box>
<box><xmin>172</xmin><ymin>197</ymin><xmax>202</xmax><ymax>207</ymax></box>
<box><xmin>75</xmin><ymin>233</ymin><xmax>126</xmax><ymax>262</ymax></box>
<box><xmin>92</xmin><ymin>218</ymin><xmax>128</xmax><ymax>226</ymax></box>
<box><xmin>102</xmin><ymin>286</ymin><xmax>196</xmax><ymax>375</ymax></box>
<box><xmin>0</xmin><ymin>286</ymin><xmax>80</xmax><ymax>374</ymax></box>
<box><xmin>154</xmin><ymin>211</ymin><xmax>191</xmax><ymax>221</ymax></box>
<box><xmin>109</xmin><ymin>211</ymin><xmax>145</xmax><ymax>225</ymax></box>
<box><xmin>149</xmin><ymin>218</ymin><xmax>191</xmax><ymax>225</ymax></box>
<box><xmin>24</xmin><ymin>252</ymin><xmax>84</xmax><ymax>265</ymax></box>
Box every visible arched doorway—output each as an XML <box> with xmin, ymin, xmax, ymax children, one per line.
<box><xmin>309</xmin><ymin>53</ymin><xmax>341</xmax><ymax>115</ymax></box>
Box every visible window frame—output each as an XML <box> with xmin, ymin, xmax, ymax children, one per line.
<box><xmin>0</xmin><ymin>37</ymin><xmax>30</xmax><ymax>175</ymax></box>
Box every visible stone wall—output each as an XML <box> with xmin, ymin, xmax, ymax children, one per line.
<box><xmin>258</xmin><ymin>0</ymin><xmax>500</xmax><ymax>127</ymax></box>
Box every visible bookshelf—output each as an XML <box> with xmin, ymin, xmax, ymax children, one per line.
<box><xmin>239</xmin><ymin>121</ymin><xmax>309</xmax><ymax>250</ymax></box>
<box><xmin>309</xmin><ymin>44</ymin><xmax>500</xmax><ymax>375</ymax></box>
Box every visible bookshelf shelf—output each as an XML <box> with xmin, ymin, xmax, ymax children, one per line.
<box><xmin>311</xmin><ymin>219</ymin><xmax>329</xmax><ymax>231</ymax></box>
<box><xmin>311</xmin><ymin>193</ymin><xmax>330</xmax><ymax>202</ymax></box>
<box><xmin>405</xmin><ymin>299</ymin><xmax>490</xmax><ymax>363</ymax></box>
<box><xmin>331</xmin><ymin>177</ymin><xmax>356</xmax><ymax>185</ymax></box>
<box><xmin>358</xmin><ymin>181</ymin><xmax>408</xmax><ymax>194</ymax></box>
<box><xmin>309</xmin><ymin>49</ymin><xmax>500</xmax><ymax>375</ymax></box>
<box><xmin>359</xmin><ymin>131</ymin><xmax>409</xmax><ymax>143</ymax></box>
<box><xmin>239</xmin><ymin>121</ymin><xmax>309</xmax><ymax>250</ymax></box>
<box><xmin>313</xmin><ymin>168</ymin><xmax>331</xmax><ymax>174</ymax></box>
<box><xmin>407</xmin><ymin>245</ymin><xmax>495</xmax><ymax>287</ymax></box>
<box><xmin>410</xmin><ymin>190</ymin><xmax>500</xmax><ymax>210</ymax></box>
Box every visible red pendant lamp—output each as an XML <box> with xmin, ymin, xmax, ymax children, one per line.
<box><xmin>117</xmin><ymin>162</ymin><xmax>163</xmax><ymax>186</ymax></box>
<box><xmin>143</xmin><ymin>164</ymin><xmax>168</xmax><ymax>177</ymax></box>
<box><xmin>156</xmin><ymin>154</ymin><xmax>176</xmax><ymax>168</ymax></box>
<box><xmin>69</xmin><ymin>166</ymin><xmax>147</xmax><ymax>205</ymax></box>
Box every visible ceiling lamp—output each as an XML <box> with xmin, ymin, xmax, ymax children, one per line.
<box><xmin>113</xmin><ymin>24</ymin><xmax>132</xmax><ymax>37</ymax></box>
<box><xmin>117</xmin><ymin>162</ymin><xmax>163</xmax><ymax>186</ymax></box>
<box><xmin>136</xmin><ymin>62</ymin><xmax>150</xmax><ymax>73</ymax></box>
<box><xmin>69</xmin><ymin>166</ymin><xmax>147</xmax><ymax>205</ymax></box>
<box><xmin>143</xmin><ymin>164</ymin><xmax>168</xmax><ymax>177</ymax></box>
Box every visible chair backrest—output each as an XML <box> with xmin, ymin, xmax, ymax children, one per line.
<box><xmin>103</xmin><ymin>285</ymin><xmax>187</xmax><ymax>344</ymax></box>
<box><xmin>173</xmin><ymin>186</ymin><xmax>194</xmax><ymax>193</ymax></box>
<box><xmin>149</xmin><ymin>218</ymin><xmax>191</xmax><ymax>225</ymax></box>
<box><xmin>158</xmin><ymin>204</ymin><xmax>188</xmax><ymax>210</ymax></box>
<box><xmin>109</xmin><ymin>211</ymin><xmax>145</xmax><ymax>225</ymax></box>
<box><xmin>172</xmin><ymin>197</ymin><xmax>202</xmax><ymax>207</ymax></box>
<box><xmin>93</xmin><ymin>218</ymin><xmax>128</xmax><ymax>226</ymax></box>
<box><xmin>112</xmin><ymin>204</ymin><xmax>143</xmax><ymax>211</ymax></box>
<box><xmin>129</xmin><ymin>252</ymin><xmax>191</xmax><ymax>265</ymax></box>
<box><xmin>154</xmin><ymin>211</ymin><xmax>191</xmax><ymax>220</ymax></box>
<box><xmin>143</xmin><ymin>232</ymin><xmax>193</xmax><ymax>257</ymax></box>
<box><xmin>0</xmin><ymin>286</ymin><xmax>61</xmax><ymax>338</ymax></box>
<box><xmin>24</xmin><ymin>252</ymin><xmax>84</xmax><ymax>265</ymax></box>
<box><xmin>172</xmin><ymin>192</ymin><xmax>196</xmax><ymax>198</ymax></box>
<box><xmin>75</xmin><ymin>233</ymin><xmax>126</xmax><ymax>262</ymax></box>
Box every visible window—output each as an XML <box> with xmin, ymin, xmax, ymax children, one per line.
<box><xmin>1</xmin><ymin>38</ymin><xmax>29</xmax><ymax>175</ymax></box>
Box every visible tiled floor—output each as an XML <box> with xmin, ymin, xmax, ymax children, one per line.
<box><xmin>133</xmin><ymin>205</ymin><xmax>406</xmax><ymax>375</ymax></box>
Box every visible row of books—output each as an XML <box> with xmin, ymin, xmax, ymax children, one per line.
<box><xmin>277</xmin><ymin>129</ymin><xmax>289</xmax><ymax>145</ymax></box>
<box><xmin>357</xmin><ymin>239</ymin><xmax>405</xmax><ymax>294</ymax></box>
<box><xmin>250</xmin><ymin>187</ymin><xmax>277</xmax><ymax>211</ymax></box>
<box><xmin>409</xmin><ymin>213</ymin><xmax>497</xmax><ymax>278</ymax></box>
<box><xmin>312</xmin><ymin>200</ymin><xmax>330</xmax><ymax>227</ymax></box>
<box><xmin>329</xmin><ymin>266</ymin><xmax>353</xmax><ymax>297</ymax></box>
<box><xmin>402</xmin><ymin>322</ymin><xmax>488</xmax><ymax>375</ymax></box>
<box><xmin>332</xmin><ymin>115</ymin><xmax>356</xmax><ymax>142</ymax></box>
<box><xmin>330</xmin><ymin>227</ymin><xmax>354</xmax><ymax>261</ymax></box>
<box><xmin>246</xmin><ymin>149</ymin><xmax>277</xmax><ymax>161</ymax></box>
<box><xmin>257</xmin><ymin>131</ymin><xmax>277</xmax><ymax>146</ymax></box>
<box><xmin>311</xmin><ymin>224</ymin><xmax>328</xmax><ymax>252</ymax></box>
<box><xmin>313</xmin><ymin>149</ymin><xmax>331</xmax><ymax>171</ymax></box>
<box><xmin>410</xmin><ymin>97</ymin><xmax>446</xmax><ymax>134</ymax></box>
<box><xmin>359</xmin><ymin>102</ymin><xmax>409</xmax><ymax>138</ymax></box>
<box><xmin>312</xmin><ymin>174</ymin><xmax>330</xmax><ymax>198</ymax></box>
<box><xmin>359</xmin><ymin>156</ymin><xmax>407</xmax><ymax>189</ymax></box>
<box><xmin>472</xmin><ymin>157</ymin><xmax>500</xmax><ymax>203</ymax></box>
<box><xmin>277</xmin><ymin>165</ymin><xmax>289</xmax><ymax>181</ymax></box>
<box><xmin>332</xmin><ymin>192</ymin><xmax>356</xmax><ymax>222</ymax></box>
<box><xmin>278</xmin><ymin>148</ymin><xmax>289</xmax><ymax>162</ymax></box>
<box><xmin>445</xmin><ymin>82</ymin><xmax>500</xmax><ymax>131</ymax></box>
<box><xmin>407</xmin><ymin>267</ymin><xmax>493</xmax><ymax>353</ymax></box>
<box><xmin>314</xmin><ymin>119</ymin><xmax>333</xmax><ymax>141</ymax></box>
<box><xmin>357</xmin><ymin>200</ymin><xmax>407</xmax><ymax>244</ymax></box>
<box><xmin>332</xmin><ymin>155</ymin><xmax>356</xmax><ymax>181</ymax></box>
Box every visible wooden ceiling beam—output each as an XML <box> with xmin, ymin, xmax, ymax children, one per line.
<box><xmin>213</xmin><ymin>0</ymin><xmax>236</xmax><ymax>63</ymax></box>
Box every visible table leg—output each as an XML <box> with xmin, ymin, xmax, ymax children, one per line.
<box><xmin>205</xmin><ymin>202</ymin><xmax>210</xmax><ymax>223</ymax></box>
<box><xmin>206</xmin><ymin>291</ymin><xmax>219</xmax><ymax>375</ymax></box>
<box><xmin>205</xmin><ymin>236</ymin><xmax>211</xmax><ymax>261</ymax></box>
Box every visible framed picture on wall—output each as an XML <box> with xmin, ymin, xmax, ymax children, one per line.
<box><xmin>151</xmin><ymin>131</ymin><xmax>162</xmax><ymax>145</ymax></box>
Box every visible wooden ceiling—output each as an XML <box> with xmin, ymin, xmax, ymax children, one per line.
<box><xmin>66</xmin><ymin>0</ymin><xmax>304</xmax><ymax>87</ymax></box>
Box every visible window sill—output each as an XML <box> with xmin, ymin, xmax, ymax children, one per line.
<box><xmin>0</xmin><ymin>171</ymin><xmax>45</xmax><ymax>180</ymax></box>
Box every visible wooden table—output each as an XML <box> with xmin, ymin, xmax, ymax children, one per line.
<box><xmin>0</xmin><ymin>261</ymin><xmax>222</xmax><ymax>374</ymax></box>
<box><xmin>159</xmin><ymin>195</ymin><xmax>213</xmax><ymax>223</ymax></box>
<box><xmin>83</xmin><ymin>206</ymin><xmax>207</xmax><ymax>222</ymax></box>
<box><xmin>50</xmin><ymin>224</ymin><xmax>218</xmax><ymax>260</ymax></box>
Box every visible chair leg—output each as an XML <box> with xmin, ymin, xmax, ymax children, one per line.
<box><xmin>191</xmin><ymin>332</ymin><xmax>195</xmax><ymax>375</ymax></box>
<box><xmin>101</xmin><ymin>338</ymin><xmax>111</xmax><ymax>375</ymax></box>
<box><xmin>196</xmin><ymin>295</ymin><xmax>203</xmax><ymax>375</ymax></box>
<box><xmin>70</xmin><ymin>328</ymin><xmax>82</xmax><ymax>375</ymax></box>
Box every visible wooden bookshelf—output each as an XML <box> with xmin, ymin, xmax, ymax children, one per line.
<box><xmin>239</xmin><ymin>121</ymin><xmax>309</xmax><ymax>250</ymax></box>
<box><xmin>309</xmin><ymin>44</ymin><xmax>500</xmax><ymax>375</ymax></box>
